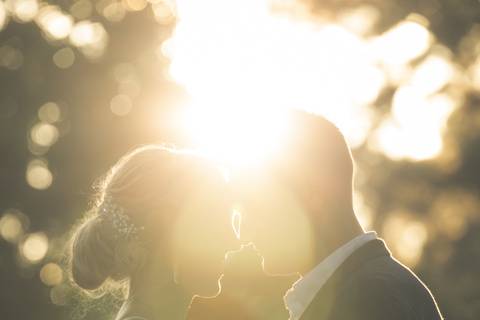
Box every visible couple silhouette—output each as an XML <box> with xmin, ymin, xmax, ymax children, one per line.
<box><xmin>69</xmin><ymin>110</ymin><xmax>443</xmax><ymax>320</ymax></box>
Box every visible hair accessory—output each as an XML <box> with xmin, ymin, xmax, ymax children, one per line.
<box><xmin>99</xmin><ymin>195</ymin><xmax>145</xmax><ymax>240</ymax></box>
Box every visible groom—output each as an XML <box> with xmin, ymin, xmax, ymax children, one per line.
<box><xmin>235</xmin><ymin>110</ymin><xmax>443</xmax><ymax>320</ymax></box>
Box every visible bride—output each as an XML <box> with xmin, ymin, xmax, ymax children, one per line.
<box><xmin>68</xmin><ymin>145</ymin><xmax>239</xmax><ymax>320</ymax></box>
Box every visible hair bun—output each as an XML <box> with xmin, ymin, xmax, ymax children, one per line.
<box><xmin>112</xmin><ymin>240</ymin><xmax>148</xmax><ymax>279</ymax></box>
<box><xmin>71</xmin><ymin>217</ymin><xmax>114</xmax><ymax>290</ymax></box>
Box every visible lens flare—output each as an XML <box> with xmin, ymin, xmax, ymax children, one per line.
<box><xmin>12</xmin><ymin>0</ymin><xmax>39</xmax><ymax>23</ymax></box>
<box><xmin>183</xmin><ymin>104</ymin><xmax>289</xmax><ymax>166</ymax></box>
<box><xmin>53</xmin><ymin>47</ymin><xmax>75</xmax><ymax>69</ymax></box>
<box><xmin>0</xmin><ymin>212</ymin><xmax>24</xmax><ymax>243</ymax></box>
<box><xmin>21</xmin><ymin>232</ymin><xmax>49</xmax><ymax>263</ymax></box>
<box><xmin>36</xmin><ymin>6</ymin><xmax>73</xmax><ymax>40</ymax></box>
<box><xmin>38</xmin><ymin>102</ymin><xmax>61</xmax><ymax>123</ymax></box>
<box><xmin>26</xmin><ymin>159</ymin><xmax>53</xmax><ymax>190</ymax></box>
<box><xmin>40</xmin><ymin>263</ymin><xmax>64</xmax><ymax>286</ymax></box>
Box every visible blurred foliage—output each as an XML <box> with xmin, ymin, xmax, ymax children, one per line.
<box><xmin>1</xmin><ymin>0</ymin><xmax>480</xmax><ymax>319</ymax></box>
<box><xmin>305</xmin><ymin>0</ymin><xmax>480</xmax><ymax>45</ymax></box>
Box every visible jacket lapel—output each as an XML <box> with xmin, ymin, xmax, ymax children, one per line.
<box><xmin>299</xmin><ymin>239</ymin><xmax>391</xmax><ymax>320</ymax></box>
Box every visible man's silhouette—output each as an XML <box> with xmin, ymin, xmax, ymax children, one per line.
<box><xmin>236</xmin><ymin>110</ymin><xmax>443</xmax><ymax>320</ymax></box>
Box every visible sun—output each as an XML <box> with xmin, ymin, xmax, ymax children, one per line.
<box><xmin>163</xmin><ymin>0</ymin><xmax>455</xmax><ymax>164</ymax></box>
<box><xmin>182</xmin><ymin>102</ymin><xmax>290</xmax><ymax>167</ymax></box>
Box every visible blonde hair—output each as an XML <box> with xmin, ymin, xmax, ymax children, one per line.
<box><xmin>69</xmin><ymin>145</ymin><xmax>225</xmax><ymax>293</ymax></box>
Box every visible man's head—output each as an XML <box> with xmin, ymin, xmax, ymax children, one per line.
<box><xmin>235</xmin><ymin>110</ymin><xmax>359</xmax><ymax>275</ymax></box>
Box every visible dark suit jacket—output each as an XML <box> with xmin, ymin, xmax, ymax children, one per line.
<box><xmin>300</xmin><ymin>238</ymin><xmax>443</xmax><ymax>320</ymax></box>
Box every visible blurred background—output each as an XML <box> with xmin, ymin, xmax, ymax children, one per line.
<box><xmin>1</xmin><ymin>0</ymin><xmax>480</xmax><ymax>319</ymax></box>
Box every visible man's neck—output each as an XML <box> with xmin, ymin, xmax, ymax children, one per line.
<box><xmin>300</xmin><ymin>207</ymin><xmax>364</xmax><ymax>275</ymax></box>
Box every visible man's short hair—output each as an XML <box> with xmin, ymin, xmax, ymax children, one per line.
<box><xmin>275</xmin><ymin>110</ymin><xmax>354</xmax><ymax>199</ymax></box>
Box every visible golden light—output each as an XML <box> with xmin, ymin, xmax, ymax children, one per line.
<box><xmin>118</xmin><ymin>80</ymin><xmax>141</xmax><ymax>98</ymax></box>
<box><xmin>0</xmin><ymin>1</ymin><xmax>7</xmax><ymax>31</ymax></box>
<box><xmin>50</xmin><ymin>285</ymin><xmax>68</xmax><ymax>306</ymax></box>
<box><xmin>370</xmin><ymin>50</ymin><xmax>457</xmax><ymax>161</ymax></box>
<box><xmin>21</xmin><ymin>232</ymin><xmax>49</xmax><ymax>263</ymax></box>
<box><xmin>166</xmin><ymin>0</ymin><xmax>390</xmax><ymax>165</ymax></box>
<box><xmin>371</xmin><ymin>89</ymin><xmax>456</xmax><ymax>161</ymax></box>
<box><xmin>371</xmin><ymin>51</ymin><xmax>456</xmax><ymax>161</ymax></box>
<box><xmin>162</xmin><ymin>0</ymin><xmax>456</xmax><ymax>166</ymax></box>
<box><xmin>36</xmin><ymin>6</ymin><xmax>73</xmax><ymax>40</ymax></box>
<box><xmin>10</xmin><ymin>0</ymin><xmax>38</xmax><ymax>23</ymax></box>
<box><xmin>53</xmin><ymin>47</ymin><xmax>75</xmax><ymax>69</ymax></box>
<box><xmin>114</xmin><ymin>62</ymin><xmax>135</xmax><ymax>83</ymax></box>
<box><xmin>236</xmin><ymin>181</ymin><xmax>315</xmax><ymax>274</ymax></box>
<box><xmin>470</xmin><ymin>57</ymin><xmax>480</xmax><ymax>90</ymax></box>
<box><xmin>338</xmin><ymin>5</ymin><xmax>380</xmax><ymax>36</ymax></box>
<box><xmin>69</xmin><ymin>21</ymin><xmax>108</xmax><ymax>59</ymax></box>
<box><xmin>69</xmin><ymin>21</ymin><xmax>99</xmax><ymax>46</ymax></box>
<box><xmin>38</xmin><ymin>102</ymin><xmax>61</xmax><ymax>123</ymax></box>
<box><xmin>40</xmin><ymin>263</ymin><xmax>64</xmax><ymax>286</ymax></box>
<box><xmin>151</xmin><ymin>0</ymin><xmax>176</xmax><ymax>24</ymax></box>
<box><xmin>26</xmin><ymin>159</ymin><xmax>53</xmax><ymax>190</ymax></box>
<box><xmin>70</xmin><ymin>0</ymin><xmax>93</xmax><ymax>20</ymax></box>
<box><xmin>399</xmin><ymin>221</ymin><xmax>428</xmax><ymax>266</ymax></box>
<box><xmin>171</xmin><ymin>184</ymin><xmax>243</xmax><ymax>294</ymax></box>
<box><xmin>167</xmin><ymin>5</ymin><xmax>383</xmax><ymax>115</ymax></box>
<box><xmin>110</xmin><ymin>94</ymin><xmax>133</xmax><ymax>116</ymax></box>
<box><xmin>114</xmin><ymin>65</ymin><xmax>142</xmax><ymax>98</ymax></box>
<box><xmin>431</xmin><ymin>191</ymin><xmax>477</xmax><ymax>241</ymax></box>
<box><xmin>123</xmin><ymin>0</ymin><xmax>148</xmax><ymax>11</ymax></box>
<box><xmin>382</xmin><ymin>211</ymin><xmax>428</xmax><ymax>267</ymax></box>
<box><xmin>183</xmin><ymin>105</ymin><xmax>290</xmax><ymax>167</ymax></box>
<box><xmin>372</xmin><ymin>18</ymin><xmax>432</xmax><ymax>67</ymax></box>
<box><xmin>102</xmin><ymin>1</ymin><xmax>126</xmax><ymax>22</ymax></box>
<box><xmin>409</xmin><ymin>53</ymin><xmax>456</xmax><ymax>96</ymax></box>
<box><xmin>0</xmin><ymin>212</ymin><xmax>24</xmax><ymax>243</ymax></box>
<box><xmin>435</xmin><ymin>206</ymin><xmax>467</xmax><ymax>241</ymax></box>
<box><xmin>30</xmin><ymin>122</ymin><xmax>59</xmax><ymax>147</ymax></box>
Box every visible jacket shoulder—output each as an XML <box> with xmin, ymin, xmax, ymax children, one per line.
<box><xmin>329</xmin><ymin>262</ymin><xmax>413</xmax><ymax>320</ymax></box>
<box><xmin>329</xmin><ymin>256</ymin><xmax>442</xmax><ymax>320</ymax></box>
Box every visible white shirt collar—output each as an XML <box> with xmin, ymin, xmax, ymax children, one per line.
<box><xmin>284</xmin><ymin>231</ymin><xmax>377</xmax><ymax>320</ymax></box>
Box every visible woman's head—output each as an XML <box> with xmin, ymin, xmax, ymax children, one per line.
<box><xmin>70</xmin><ymin>145</ymin><xmax>238</xmax><ymax>297</ymax></box>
